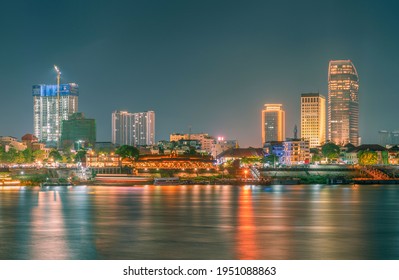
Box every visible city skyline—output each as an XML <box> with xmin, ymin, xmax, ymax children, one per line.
<box><xmin>1</xmin><ymin>1</ymin><xmax>399</xmax><ymax>146</ymax></box>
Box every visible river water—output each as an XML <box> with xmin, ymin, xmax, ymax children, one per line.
<box><xmin>1</xmin><ymin>184</ymin><xmax>399</xmax><ymax>260</ymax></box>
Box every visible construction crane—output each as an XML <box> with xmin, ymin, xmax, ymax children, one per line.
<box><xmin>54</xmin><ymin>65</ymin><xmax>61</xmax><ymax>148</ymax></box>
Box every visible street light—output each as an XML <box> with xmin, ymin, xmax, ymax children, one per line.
<box><xmin>76</xmin><ymin>140</ymin><xmax>84</xmax><ymax>151</ymax></box>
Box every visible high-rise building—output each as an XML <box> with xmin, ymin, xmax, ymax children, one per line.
<box><xmin>378</xmin><ymin>130</ymin><xmax>391</xmax><ymax>147</ymax></box>
<box><xmin>261</xmin><ymin>104</ymin><xmax>285</xmax><ymax>145</ymax></box>
<box><xmin>328</xmin><ymin>60</ymin><xmax>359</xmax><ymax>146</ymax></box>
<box><xmin>33</xmin><ymin>83</ymin><xmax>79</xmax><ymax>147</ymax></box>
<box><xmin>300</xmin><ymin>93</ymin><xmax>326</xmax><ymax>148</ymax></box>
<box><xmin>61</xmin><ymin>112</ymin><xmax>96</xmax><ymax>150</ymax></box>
<box><xmin>391</xmin><ymin>131</ymin><xmax>399</xmax><ymax>145</ymax></box>
<box><xmin>112</xmin><ymin>110</ymin><xmax>155</xmax><ymax>146</ymax></box>
<box><xmin>378</xmin><ymin>130</ymin><xmax>399</xmax><ymax>146</ymax></box>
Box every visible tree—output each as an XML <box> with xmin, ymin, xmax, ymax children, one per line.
<box><xmin>22</xmin><ymin>148</ymin><xmax>34</xmax><ymax>163</ymax></box>
<box><xmin>33</xmin><ymin>150</ymin><xmax>46</xmax><ymax>162</ymax></box>
<box><xmin>4</xmin><ymin>148</ymin><xmax>17</xmax><ymax>163</ymax></box>
<box><xmin>115</xmin><ymin>145</ymin><xmax>139</xmax><ymax>161</ymax></box>
<box><xmin>0</xmin><ymin>146</ymin><xmax>6</xmax><ymax>163</ymax></box>
<box><xmin>74</xmin><ymin>150</ymin><xmax>87</xmax><ymax>163</ymax></box>
<box><xmin>262</xmin><ymin>154</ymin><xmax>278</xmax><ymax>167</ymax></box>
<box><xmin>358</xmin><ymin>150</ymin><xmax>378</xmax><ymax>165</ymax></box>
<box><xmin>381</xmin><ymin>150</ymin><xmax>389</xmax><ymax>165</ymax></box>
<box><xmin>241</xmin><ymin>156</ymin><xmax>262</xmax><ymax>166</ymax></box>
<box><xmin>15</xmin><ymin>152</ymin><xmax>25</xmax><ymax>164</ymax></box>
<box><xmin>310</xmin><ymin>148</ymin><xmax>322</xmax><ymax>163</ymax></box>
<box><xmin>185</xmin><ymin>146</ymin><xmax>197</xmax><ymax>155</ymax></box>
<box><xmin>49</xmin><ymin>149</ymin><xmax>62</xmax><ymax>162</ymax></box>
<box><xmin>321</xmin><ymin>143</ymin><xmax>340</xmax><ymax>160</ymax></box>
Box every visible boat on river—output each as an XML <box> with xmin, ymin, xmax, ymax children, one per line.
<box><xmin>154</xmin><ymin>177</ymin><xmax>181</xmax><ymax>185</ymax></box>
<box><xmin>94</xmin><ymin>174</ymin><xmax>153</xmax><ymax>185</ymax></box>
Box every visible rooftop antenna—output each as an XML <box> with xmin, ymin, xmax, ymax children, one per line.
<box><xmin>188</xmin><ymin>125</ymin><xmax>192</xmax><ymax>140</ymax></box>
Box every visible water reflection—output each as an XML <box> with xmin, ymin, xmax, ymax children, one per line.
<box><xmin>235</xmin><ymin>186</ymin><xmax>258</xmax><ymax>259</ymax></box>
<box><xmin>1</xmin><ymin>184</ymin><xmax>399</xmax><ymax>259</ymax></box>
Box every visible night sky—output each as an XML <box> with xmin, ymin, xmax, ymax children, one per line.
<box><xmin>1</xmin><ymin>0</ymin><xmax>398</xmax><ymax>147</ymax></box>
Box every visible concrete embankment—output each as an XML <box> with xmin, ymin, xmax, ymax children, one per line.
<box><xmin>259</xmin><ymin>166</ymin><xmax>359</xmax><ymax>184</ymax></box>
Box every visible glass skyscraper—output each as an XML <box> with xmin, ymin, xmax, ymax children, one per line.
<box><xmin>328</xmin><ymin>60</ymin><xmax>359</xmax><ymax>146</ymax></box>
<box><xmin>112</xmin><ymin>110</ymin><xmax>155</xmax><ymax>146</ymax></box>
<box><xmin>261</xmin><ymin>104</ymin><xmax>285</xmax><ymax>145</ymax></box>
<box><xmin>33</xmin><ymin>83</ymin><xmax>79</xmax><ymax>147</ymax></box>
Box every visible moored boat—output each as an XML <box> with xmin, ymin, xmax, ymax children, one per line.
<box><xmin>94</xmin><ymin>174</ymin><xmax>153</xmax><ymax>185</ymax></box>
<box><xmin>154</xmin><ymin>177</ymin><xmax>181</xmax><ymax>185</ymax></box>
<box><xmin>0</xmin><ymin>174</ymin><xmax>21</xmax><ymax>186</ymax></box>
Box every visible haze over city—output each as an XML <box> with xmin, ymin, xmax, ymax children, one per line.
<box><xmin>1</xmin><ymin>0</ymin><xmax>399</xmax><ymax>146</ymax></box>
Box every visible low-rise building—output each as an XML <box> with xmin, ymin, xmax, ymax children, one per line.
<box><xmin>281</xmin><ymin>139</ymin><xmax>310</xmax><ymax>165</ymax></box>
<box><xmin>21</xmin><ymin>133</ymin><xmax>51</xmax><ymax>159</ymax></box>
<box><xmin>132</xmin><ymin>154</ymin><xmax>216</xmax><ymax>171</ymax></box>
<box><xmin>344</xmin><ymin>144</ymin><xmax>388</xmax><ymax>165</ymax></box>
<box><xmin>263</xmin><ymin>141</ymin><xmax>284</xmax><ymax>158</ymax></box>
<box><xmin>211</xmin><ymin>138</ymin><xmax>237</xmax><ymax>158</ymax></box>
<box><xmin>85</xmin><ymin>152</ymin><xmax>121</xmax><ymax>168</ymax></box>
<box><xmin>388</xmin><ymin>145</ymin><xmax>399</xmax><ymax>164</ymax></box>
<box><xmin>0</xmin><ymin>136</ymin><xmax>27</xmax><ymax>151</ymax></box>
<box><xmin>170</xmin><ymin>133</ymin><xmax>215</xmax><ymax>154</ymax></box>
<box><xmin>217</xmin><ymin>147</ymin><xmax>265</xmax><ymax>165</ymax></box>
<box><xmin>21</xmin><ymin>134</ymin><xmax>39</xmax><ymax>149</ymax></box>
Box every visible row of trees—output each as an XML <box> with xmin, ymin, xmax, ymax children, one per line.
<box><xmin>310</xmin><ymin>142</ymin><xmax>341</xmax><ymax>163</ymax></box>
<box><xmin>0</xmin><ymin>144</ymin><xmax>140</xmax><ymax>165</ymax></box>
<box><xmin>314</xmin><ymin>142</ymin><xmax>390</xmax><ymax>165</ymax></box>
<box><xmin>0</xmin><ymin>142</ymin><xmax>391</xmax><ymax>166</ymax></box>
<box><xmin>357</xmin><ymin>150</ymin><xmax>388</xmax><ymax>165</ymax></box>
<box><xmin>0</xmin><ymin>147</ymin><xmax>46</xmax><ymax>164</ymax></box>
<box><xmin>0</xmin><ymin>146</ymin><xmax>89</xmax><ymax>165</ymax></box>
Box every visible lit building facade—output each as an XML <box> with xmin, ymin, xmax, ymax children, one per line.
<box><xmin>112</xmin><ymin>110</ymin><xmax>155</xmax><ymax>146</ymax></box>
<box><xmin>33</xmin><ymin>83</ymin><xmax>79</xmax><ymax>146</ymax></box>
<box><xmin>0</xmin><ymin>136</ymin><xmax>27</xmax><ymax>151</ymax></box>
<box><xmin>300</xmin><ymin>93</ymin><xmax>326</xmax><ymax>148</ymax></box>
<box><xmin>211</xmin><ymin>137</ymin><xmax>237</xmax><ymax>158</ymax></box>
<box><xmin>282</xmin><ymin>139</ymin><xmax>310</xmax><ymax>165</ymax></box>
<box><xmin>328</xmin><ymin>60</ymin><xmax>359</xmax><ymax>146</ymax></box>
<box><xmin>170</xmin><ymin>133</ymin><xmax>214</xmax><ymax>154</ymax></box>
<box><xmin>262</xmin><ymin>104</ymin><xmax>285</xmax><ymax>145</ymax></box>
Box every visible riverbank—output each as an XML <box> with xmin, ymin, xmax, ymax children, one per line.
<box><xmin>6</xmin><ymin>165</ymin><xmax>399</xmax><ymax>186</ymax></box>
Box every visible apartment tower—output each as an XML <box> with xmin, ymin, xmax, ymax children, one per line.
<box><xmin>112</xmin><ymin>110</ymin><xmax>155</xmax><ymax>146</ymax></box>
<box><xmin>33</xmin><ymin>83</ymin><xmax>79</xmax><ymax>147</ymax></box>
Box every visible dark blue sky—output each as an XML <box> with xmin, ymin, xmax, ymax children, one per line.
<box><xmin>1</xmin><ymin>0</ymin><xmax>398</xmax><ymax>146</ymax></box>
